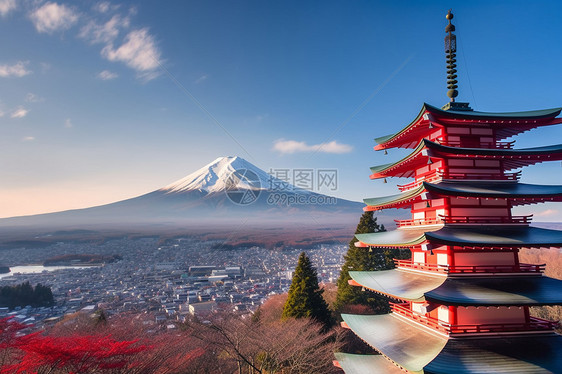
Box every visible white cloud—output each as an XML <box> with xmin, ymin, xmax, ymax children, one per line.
<box><xmin>11</xmin><ymin>106</ymin><xmax>28</xmax><ymax>118</ymax></box>
<box><xmin>97</xmin><ymin>70</ymin><xmax>118</xmax><ymax>80</ymax></box>
<box><xmin>0</xmin><ymin>110</ymin><xmax>4</xmax><ymax>117</ymax></box>
<box><xmin>0</xmin><ymin>0</ymin><xmax>16</xmax><ymax>16</ymax></box>
<box><xmin>101</xmin><ymin>28</ymin><xmax>161</xmax><ymax>80</ymax></box>
<box><xmin>0</xmin><ymin>61</ymin><xmax>31</xmax><ymax>77</ymax></box>
<box><xmin>30</xmin><ymin>2</ymin><xmax>78</xmax><ymax>33</ymax></box>
<box><xmin>273</xmin><ymin>139</ymin><xmax>353</xmax><ymax>154</ymax></box>
<box><xmin>94</xmin><ymin>1</ymin><xmax>111</xmax><ymax>13</ymax></box>
<box><xmin>79</xmin><ymin>15</ymin><xmax>129</xmax><ymax>44</ymax></box>
<box><xmin>22</xmin><ymin>136</ymin><xmax>35</xmax><ymax>142</ymax></box>
<box><xmin>64</xmin><ymin>118</ymin><xmax>72</xmax><ymax>128</ymax></box>
<box><xmin>536</xmin><ymin>209</ymin><xmax>559</xmax><ymax>217</ymax></box>
<box><xmin>194</xmin><ymin>74</ymin><xmax>208</xmax><ymax>84</ymax></box>
<box><xmin>25</xmin><ymin>92</ymin><xmax>43</xmax><ymax>102</ymax></box>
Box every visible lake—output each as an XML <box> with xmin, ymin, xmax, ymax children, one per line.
<box><xmin>0</xmin><ymin>265</ymin><xmax>100</xmax><ymax>279</ymax></box>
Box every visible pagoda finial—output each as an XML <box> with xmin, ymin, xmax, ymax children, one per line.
<box><xmin>445</xmin><ymin>9</ymin><xmax>458</xmax><ymax>102</ymax></box>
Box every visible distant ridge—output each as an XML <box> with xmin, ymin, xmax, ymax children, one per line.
<box><xmin>0</xmin><ymin>156</ymin><xmax>386</xmax><ymax>227</ymax></box>
<box><xmin>0</xmin><ymin>156</ymin><xmax>406</xmax><ymax>248</ymax></box>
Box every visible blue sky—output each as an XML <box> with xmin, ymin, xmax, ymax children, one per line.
<box><xmin>0</xmin><ymin>0</ymin><xmax>561</xmax><ymax>220</ymax></box>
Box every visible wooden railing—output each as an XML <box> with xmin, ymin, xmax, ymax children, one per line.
<box><xmin>394</xmin><ymin>218</ymin><xmax>442</xmax><ymax>227</ymax></box>
<box><xmin>390</xmin><ymin>303</ymin><xmax>558</xmax><ymax>334</ymax></box>
<box><xmin>393</xmin><ymin>259</ymin><xmax>546</xmax><ymax>274</ymax></box>
<box><xmin>439</xmin><ymin>215</ymin><xmax>533</xmax><ymax>224</ymax></box>
<box><xmin>440</xmin><ymin>140</ymin><xmax>515</xmax><ymax>149</ymax></box>
<box><xmin>397</xmin><ymin>171</ymin><xmax>441</xmax><ymax>192</ymax></box>
<box><xmin>439</xmin><ymin>170</ymin><xmax>521</xmax><ymax>181</ymax></box>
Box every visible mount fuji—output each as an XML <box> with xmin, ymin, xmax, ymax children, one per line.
<box><xmin>0</xmin><ymin>156</ymin><xmax>372</xmax><ymax>231</ymax></box>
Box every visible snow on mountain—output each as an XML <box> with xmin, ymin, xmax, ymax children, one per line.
<box><xmin>160</xmin><ymin>156</ymin><xmax>305</xmax><ymax>195</ymax></box>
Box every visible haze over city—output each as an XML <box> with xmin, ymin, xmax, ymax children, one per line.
<box><xmin>1</xmin><ymin>0</ymin><xmax>561</xmax><ymax>220</ymax></box>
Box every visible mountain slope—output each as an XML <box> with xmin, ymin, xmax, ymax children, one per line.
<box><xmin>0</xmin><ymin>156</ymin><xmax>373</xmax><ymax>228</ymax></box>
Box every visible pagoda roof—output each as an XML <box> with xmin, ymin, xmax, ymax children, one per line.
<box><xmin>333</xmin><ymin>353</ymin><xmax>404</xmax><ymax>374</ymax></box>
<box><xmin>349</xmin><ymin>270</ymin><xmax>562</xmax><ymax>305</ymax></box>
<box><xmin>341</xmin><ymin>313</ymin><xmax>445</xmax><ymax>373</ymax></box>
<box><xmin>364</xmin><ymin>181</ymin><xmax>562</xmax><ymax>211</ymax></box>
<box><xmin>349</xmin><ymin>270</ymin><xmax>444</xmax><ymax>302</ymax></box>
<box><xmin>342</xmin><ymin>313</ymin><xmax>562</xmax><ymax>374</ymax></box>
<box><xmin>370</xmin><ymin>140</ymin><xmax>562</xmax><ymax>179</ymax></box>
<box><xmin>375</xmin><ymin>103</ymin><xmax>562</xmax><ymax>150</ymax></box>
<box><xmin>426</xmin><ymin>275</ymin><xmax>562</xmax><ymax>306</ymax></box>
<box><xmin>425</xmin><ymin>334</ymin><xmax>562</xmax><ymax>374</ymax></box>
<box><xmin>355</xmin><ymin>225</ymin><xmax>562</xmax><ymax>248</ymax></box>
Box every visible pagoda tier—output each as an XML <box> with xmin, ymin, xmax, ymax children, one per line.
<box><xmin>363</xmin><ymin>181</ymin><xmax>562</xmax><ymax>212</ymax></box>
<box><xmin>374</xmin><ymin>103</ymin><xmax>562</xmax><ymax>151</ymax></box>
<box><xmin>337</xmin><ymin>10</ymin><xmax>562</xmax><ymax>374</ymax></box>
<box><xmin>355</xmin><ymin>225</ymin><xmax>562</xmax><ymax>248</ymax></box>
<box><xmin>341</xmin><ymin>313</ymin><xmax>562</xmax><ymax>374</ymax></box>
<box><xmin>348</xmin><ymin>270</ymin><xmax>562</xmax><ymax>306</ymax></box>
<box><xmin>369</xmin><ymin>140</ymin><xmax>562</xmax><ymax>180</ymax></box>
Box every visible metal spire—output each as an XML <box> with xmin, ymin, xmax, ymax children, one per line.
<box><xmin>445</xmin><ymin>9</ymin><xmax>458</xmax><ymax>102</ymax></box>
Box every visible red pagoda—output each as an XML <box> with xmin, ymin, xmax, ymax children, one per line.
<box><xmin>334</xmin><ymin>10</ymin><xmax>562</xmax><ymax>374</ymax></box>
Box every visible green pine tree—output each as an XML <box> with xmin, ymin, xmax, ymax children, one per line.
<box><xmin>282</xmin><ymin>252</ymin><xmax>334</xmax><ymax>329</ymax></box>
<box><xmin>334</xmin><ymin>211</ymin><xmax>407</xmax><ymax>315</ymax></box>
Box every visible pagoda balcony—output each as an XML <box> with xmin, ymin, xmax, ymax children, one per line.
<box><xmin>439</xmin><ymin>215</ymin><xmax>533</xmax><ymax>225</ymax></box>
<box><xmin>393</xmin><ymin>259</ymin><xmax>546</xmax><ymax>274</ymax></box>
<box><xmin>440</xmin><ymin>140</ymin><xmax>515</xmax><ymax>149</ymax></box>
<box><xmin>395</xmin><ymin>218</ymin><xmax>442</xmax><ymax>227</ymax></box>
<box><xmin>397</xmin><ymin>171</ymin><xmax>441</xmax><ymax>191</ymax></box>
<box><xmin>439</xmin><ymin>170</ymin><xmax>521</xmax><ymax>181</ymax></box>
<box><xmin>390</xmin><ymin>302</ymin><xmax>559</xmax><ymax>335</ymax></box>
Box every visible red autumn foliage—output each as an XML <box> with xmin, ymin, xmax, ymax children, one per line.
<box><xmin>1</xmin><ymin>324</ymin><xmax>149</xmax><ymax>374</ymax></box>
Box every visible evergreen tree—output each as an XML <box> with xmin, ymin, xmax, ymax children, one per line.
<box><xmin>282</xmin><ymin>252</ymin><xmax>334</xmax><ymax>329</ymax></box>
<box><xmin>334</xmin><ymin>211</ymin><xmax>407</xmax><ymax>315</ymax></box>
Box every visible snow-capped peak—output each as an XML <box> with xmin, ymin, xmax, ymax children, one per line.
<box><xmin>160</xmin><ymin>156</ymin><xmax>276</xmax><ymax>194</ymax></box>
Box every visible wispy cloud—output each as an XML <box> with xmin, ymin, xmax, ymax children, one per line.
<box><xmin>30</xmin><ymin>2</ymin><xmax>79</xmax><ymax>33</ymax></box>
<box><xmin>102</xmin><ymin>28</ymin><xmax>161</xmax><ymax>80</ymax></box>
<box><xmin>0</xmin><ymin>61</ymin><xmax>31</xmax><ymax>77</ymax></box>
<box><xmin>79</xmin><ymin>14</ymin><xmax>128</xmax><ymax>44</ymax></box>
<box><xmin>97</xmin><ymin>69</ymin><xmax>118</xmax><ymax>80</ymax></box>
<box><xmin>25</xmin><ymin>92</ymin><xmax>44</xmax><ymax>103</ymax></box>
<box><xmin>0</xmin><ymin>0</ymin><xmax>16</xmax><ymax>17</ymax></box>
<box><xmin>273</xmin><ymin>139</ymin><xmax>353</xmax><ymax>154</ymax></box>
<box><xmin>64</xmin><ymin>118</ymin><xmax>72</xmax><ymax>128</ymax></box>
<box><xmin>93</xmin><ymin>1</ymin><xmax>118</xmax><ymax>14</ymax></box>
<box><xmin>536</xmin><ymin>209</ymin><xmax>559</xmax><ymax>217</ymax></box>
<box><xmin>22</xmin><ymin>136</ymin><xmax>35</xmax><ymax>142</ymax></box>
<box><xmin>11</xmin><ymin>106</ymin><xmax>28</xmax><ymax>118</ymax></box>
<box><xmin>194</xmin><ymin>74</ymin><xmax>208</xmax><ymax>84</ymax></box>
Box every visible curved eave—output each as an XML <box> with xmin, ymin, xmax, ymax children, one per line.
<box><xmin>425</xmin><ymin>226</ymin><xmax>562</xmax><ymax>248</ymax></box>
<box><xmin>423</xmin><ymin>181</ymin><xmax>562</xmax><ymax>206</ymax></box>
<box><xmin>341</xmin><ymin>313</ymin><xmax>445</xmax><ymax>373</ymax></box>
<box><xmin>349</xmin><ymin>269</ymin><xmax>562</xmax><ymax>306</ymax></box>
<box><xmin>364</xmin><ymin>185</ymin><xmax>425</xmax><ymax>211</ymax></box>
<box><xmin>375</xmin><ymin>103</ymin><xmax>562</xmax><ymax>150</ymax></box>
<box><xmin>425</xmin><ymin>103</ymin><xmax>562</xmax><ymax>120</ymax></box>
<box><xmin>364</xmin><ymin>182</ymin><xmax>562</xmax><ymax>211</ymax></box>
<box><xmin>374</xmin><ymin>105</ymin><xmax>429</xmax><ymax>150</ymax></box>
<box><xmin>370</xmin><ymin>141</ymin><xmax>426</xmax><ymax>179</ymax></box>
<box><xmin>349</xmin><ymin>270</ymin><xmax>444</xmax><ymax>302</ymax></box>
<box><xmin>425</xmin><ymin>275</ymin><xmax>562</xmax><ymax>306</ymax></box>
<box><xmin>425</xmin><ymin>140</ymin><xmax>562</xmax><ymax>170</ymax></box>
<box><xmin>425</xmin><ymin>334</ymin><xmax>562</xmax><ymax>374</ymax></box>
<box><xmin>356</xmin><ymin>226</ymin><xmax>562</xmax><ymax>248</ymax></box>
<box><xmin>333</xmin><ymin>353</ymin><xmax>405</xmax><ymax>374</ymax></box>
<box><xmin>369</xmin><ymin>139</ymin><xmax>562</xmax><ymax>180</ymax></box>
<box><xmin>355</xmin><ymin>227</ymin><xmax>438</xmax><ymax>248</ymax></box>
